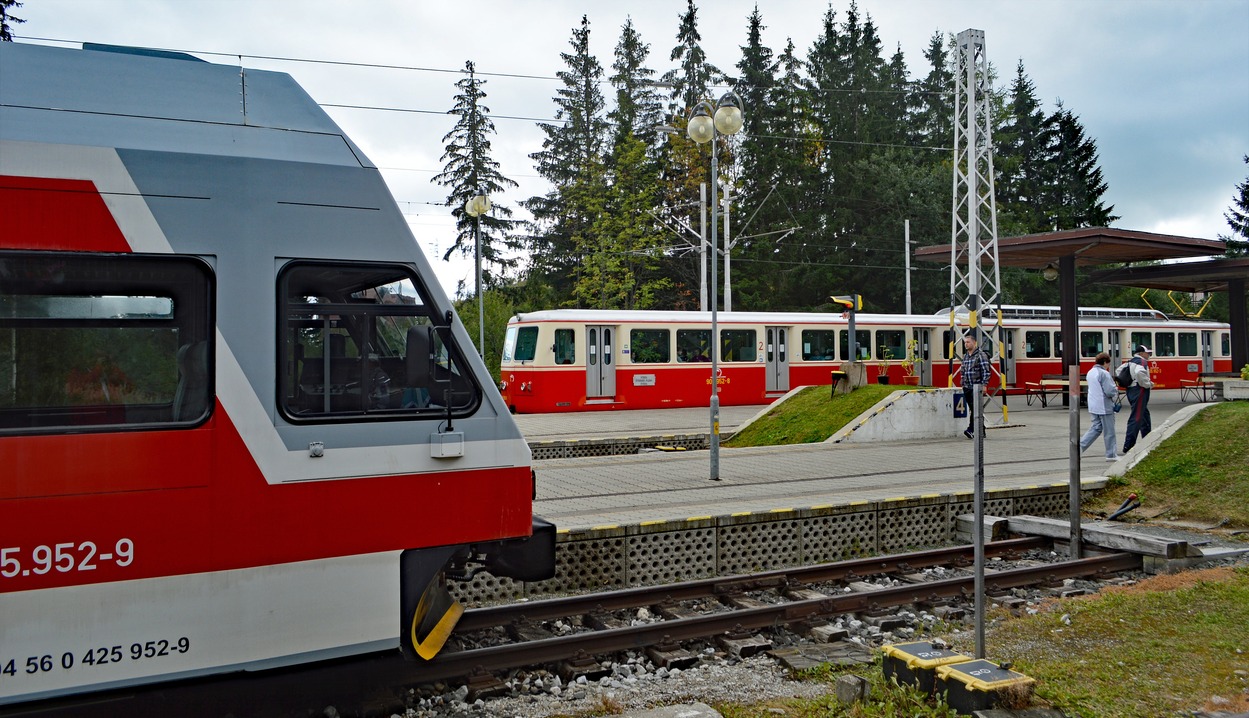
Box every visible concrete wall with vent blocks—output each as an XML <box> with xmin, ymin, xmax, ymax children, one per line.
<box><xmin>828</xmin><ymin>388</ymin><xmax>963</xmax><ymax>443</ymax></box>
<box><xmin>530</xmin><ymin>434</ymin><xmax>709</xmax><ymax>459</ymax></box>
<box><xmin>448</xmin><ymin>482</ymin><xmax>1104</xmax><ymax>606</ymax></box>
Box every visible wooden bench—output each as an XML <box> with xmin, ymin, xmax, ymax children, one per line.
<box><xmin>1024</xmin><ymin>377</ymin><xmax>1065</xmax><ymax>407</ymax></box>
<box><xmin>1181</xmin><ymin>371</ymin><xmax>1241</xmax><ymax>402</ymax></box>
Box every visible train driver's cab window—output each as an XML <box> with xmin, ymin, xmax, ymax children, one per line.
<box><xmin>503</xmin><ymin>325</ymin><xmax>538</xmax><ymax>363</ymax></box>
<box><xmin>1025</xmin><ymin>331</ymin><xmax>1050</xmax><ymax>358</ymax></box>
<box><xmin>1153</xmin><ymin>332</ymin><xmax>1176</xmax><ymax>357</ymax></box>
<box><xmin>676</xmin><ymin>329</ymin><xmax>711</xmax><ymax>362</ymax></box>
<box><xmin>278</xmin><ymin>262</ymin><xmax>479</xmax><ymax>421</ymax></box>
<box><xmin>801</xmin><ymin>330</ymin><xmax>838</xmax><ymax>361</ymax></box>
<box><xmin>721</xmin><ymin>329</ymin><xmax>756</xmax><ymax>362</ymax></box>
<box><xmin>1222</xmin><ymin>332</ymin><xmax>1231</xmax><ymax>356</ymax></box>
<box><xmin>1080</xmin><ymin>331</ymin><xmax>1103</xmax><ymax>358</ymax></box>
<box><xmin>0</xmin><ymin>252</ymin><xmax>213</xmax><ymax>433</ymax></box>
<box><xmin>842</xmin><ymin>330</ymin><xmax>871</xmax><ymax>361</ymax></box>
<box><xmin>554</xmin><ymin>328</ymin><xmax>576</xmax><ymax>365</ymax></box>
<box><xmin>1179</xmin><ymin>332</ymin><xmax>1198</xmax><ymax>357</ymax></box>
<box><xmin>630</xmin><ymin>329</ymin><xmax>669</xmax><ymax>363</ymax></box>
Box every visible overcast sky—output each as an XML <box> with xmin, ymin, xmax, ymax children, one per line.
<box><xmin>15</xmin><ymin>0</ymin><xmax>1249</xmax><ymax>298</ymax></box>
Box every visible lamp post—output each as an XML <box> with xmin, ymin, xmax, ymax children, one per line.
<box><xmin>687</xmin><ymin>92</ymin><xmax>744</xmax><ymax>482</ymax></box>
<box><xmin>464</xmin><ymin>193</ymin><xmax>491</xmax><ymax>357</ymax></box>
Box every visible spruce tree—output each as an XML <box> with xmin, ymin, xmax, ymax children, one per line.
<box><xmin>662</xmin><ymin>0</ymin><xmax>722</xmax><ymax>117</ymax></box>
<box><xmin>1045</xmin><ymin>103</ymin><xmax>1117</xmax><ymax>230</ymax></box>
<box><xmin>431</xmin><ymin>61</ymin><xmax>519</xmax><ymax>289</ymax></box>
<box><xmin>1222</xmin><ymin>155</ymin><xmax>1249</xmax><ymax>256</ymax></box>
<box><xmin>524</xmin><ymin>15</ymin><xmax>610</xmax><ymax>302</ymax></box>
<box><xmin>608</xmin><ymin>17</ymin><xmax>664</xmax><ymax>159</ymax></box>
<box><xmin>1</xmin><ymin>0</ymin><xmax>24</xmax><ymax>41</ymax></box>
<box><xmin>997</xmin><ymin>62</ymin><xmax>1056</xmax><ymax>234</ymax></box>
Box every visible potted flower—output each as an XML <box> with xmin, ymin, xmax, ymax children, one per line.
<box><xmin>876</xmin><ymin>346</ymin><xmax>892</xmax><ymax>384</ymax></box>
<box><xmin>899</xmin><ymin>338</ymin><xmax>921</xmax><ymax>385</ymax></box>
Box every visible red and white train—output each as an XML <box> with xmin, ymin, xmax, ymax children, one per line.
<box><xmin>499</xmin><ymin>307</ymin><xmax>1234</xmax><ymax>413</ymax></box>
<box><xmin>0</xmin><ymin>42</ymin><xmax>552</xmax><ymax>706</ymax></box>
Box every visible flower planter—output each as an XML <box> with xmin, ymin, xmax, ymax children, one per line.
<box><xmin>902</xmin><ymin>375</ymin><xmax>920</xmax><ymax>386</ymax></box>
<box><xmin>877</xmin><ymin>375</ymin><xmax>890</xmax><ymax>385</ymax></box>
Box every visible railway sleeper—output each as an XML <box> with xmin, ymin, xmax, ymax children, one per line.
<box><xmin>646</xmin><ymin>639</ymin><xmax>700</xmax><ymax>670</ymax></box>
<box><xmin>557</xmin><ymin>651</ymin><xmax>611</xmax><ymax>683</ymax></box>
<box><xmin>716</xmin><ymin>632</ymin><xmax>773</xmax><ymax>658</ymax></box>
<box><xmin>464</xmin><ymin>669</ymin><xmax>509</xmax><ymax>701</ymax></box>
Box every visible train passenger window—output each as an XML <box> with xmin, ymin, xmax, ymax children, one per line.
<box><xmin>840</xmin><ymin>330</ymin><xmax>871</xmax><ymax>361</ymax></box>
<box><xmin>507</xmin><ymin>326</ymin><xmax>538</xmax><ymax>362</ymax></box>
<box><xmin>1025</xmin><ymin>331</ymin><xmax>1050</xmax><ymax>358</ymax></box>
<box><xmin>0</xmin><ymin>252</ymin><xmax>213</xmax><ymax>433</ymax></box>
<box><xmin>1222</xmin><ymin>332</ymin><xmax>1230</xmax><ymax>356</ymax></box>
<box><xmin>554</xmin><ymin>329</ymin><xmax>576</xmax><ymax>365</ymax></box>
<box><xmin>801</xmin><ymin>330</ymin><xmax>838</xmax><ymax>361</ymax></box>
<box><xmin>278</xmin><ymin>261</ymin><xmax>479</xmax><ymax>422</ymax></box>
<box><xmin>1154</xmin><ymin>332</ymin><xmax>1176</xmax><ymax>357</ymax></box>
<box><xmin>1130</xmin><ymin>332</ymin><xmax>1151</xmax><ymax>352</ymax></box>
<box><xmin>630</xmin><ymin>329</ymin><xmax>669</xmax><ymax>363</ymax></box>
<box><xmin>1080</xmin><ymin>331</ymin><xmax>1103</xmax><ymax>358</ymax></box>
<box><xmin>721</xmin><ymin>330</ymin><xmax>756</xmax><ymax>362</ymax></box>
<box><xmin>676</xmin><ymin>329</ymin><xmax>711</xmax><ymax>362</ymax></box>
<box><xmin>1178</xmin><ymin>332</ymin><xmax>1198</xmax><ymax>357</ymax></box>
<box><xmin>875</xmin><ymin>330</ymin><xmax>906</xmax><ymax>361</ymax></box>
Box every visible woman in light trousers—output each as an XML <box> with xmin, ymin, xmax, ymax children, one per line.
<box><xmin>1079</xmin><ymin>352</ymin><xmax>1119</xmax><ymax>461</ymax></box>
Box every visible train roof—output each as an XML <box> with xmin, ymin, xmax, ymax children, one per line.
<box><xmin>511</xmin><ymin>308</ymin><xmax>1227</xmax><ymax>328</ymax></box>
<box><xmin>0</xmin><ymin>42</ymin><xmax>370</xmax><ymax>168</ymax></box>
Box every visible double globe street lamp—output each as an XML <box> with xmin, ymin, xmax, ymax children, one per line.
<box><xmin>464</xmin><ymin>193</ymin><xmax>491</xmax><ymax>357</ymax></box>
<box><xmin>686</xmin><ymin>92</ymin><xmax>744</xmax><ymax>482</ymax></box>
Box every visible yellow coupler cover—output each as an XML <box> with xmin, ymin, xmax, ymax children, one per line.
<box><xmin>881</xmin><ymin>641</ymin><xmax>973</xmax><ymax>694</ymax></box>
<box><xmin>935</xmin><ymin>658</ymin><xmax>1035</xmax><ymax>715</ymax></box>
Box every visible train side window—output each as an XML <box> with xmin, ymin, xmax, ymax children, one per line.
<box><xmin>840</xmin><ymin>330</ymin><xmax>871</xmax><ymax>361</ymax></box>
<box><xmin>278</xmin><ymin>261</ymin><xmax>480</xmax><ymax>422</ymax></box>
<box><xmin>721</xmin><ymin>329</ymin><xmax>756</xmax><ymax>362</ymax></box>
<box><xmin>1025</xmin><ymin>331</ymin><xmax>1050</xmax><ymax>358</ymax></box>
<box><xmin>0</xmin><ymin>252</ymin><xmax>213</xmax><ymax>434</ymax></box>
<box><xmin>1221</xmin><ymin>332</ymin><xmax>1230</xmax><ymax>356</ymax></box>
<box><xmin>801</xmin><ymin>330</ymin><xmax>837</xmax><ymax>361</ymax></box>
<box><xmin>875</xmin><ymin>330</ymin><xmax>905</xmax><ymax>361</ymax></box>
<box><xmin>1080</xmin><ymin>331</ymin><xmax>1103</xmax><ymax>358</ymax></box>
<box><xmin>1154</xmin><ymin>332</ymin><xmax>1176</xmax><ymax>357</ymax></box>
<box><xmin>1178</xmin><ymin>332</ymin><xmax>1197</xmax><ymax>357</ymax></box>
<box><xmin>1130</xmin><ymin>332</ymin><xmax>1151</xmax><ymax>352</ymax></box>
<box><xmin>630</xmin><ymin>329</ymin><xmax>669</xmax><ymax>363</ymax></box>
<box><xmin>553</xmin><ymin>329</ymin><xmax>576</xmax><ymax>365</ymax></box>
<box><xmin>676</xmin><ymin>329</ymin><xmax>711</xmax><ymax>362</ymax></box>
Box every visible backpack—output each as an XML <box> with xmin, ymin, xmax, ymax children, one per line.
<box><xmin>1114</xmin><ymin>361</ymin><xmax>1135</xmax><ymax>389</ymax></box>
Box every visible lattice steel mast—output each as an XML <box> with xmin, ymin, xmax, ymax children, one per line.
<box><xmin>949</xmin><ymin>28</ymin><xmax>1006</xmax><ymax>419</ymax></box>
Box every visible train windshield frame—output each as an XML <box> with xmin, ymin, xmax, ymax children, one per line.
<box><xmin>277</xmin><ymin>260</ymin><xmax>481</xmax><ymax>423</ymax></box>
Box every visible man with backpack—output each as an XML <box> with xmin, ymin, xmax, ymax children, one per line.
<box><xmin>1120</xmin><ymin>344</ymin><xmax>1154</xmax><ymax>453</ymax></box>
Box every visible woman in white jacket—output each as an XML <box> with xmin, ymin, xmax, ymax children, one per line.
<box><xmin>1079</xmin><ymin>352</ymin><xmax>1120</xmax><ymax>461</ymax></box>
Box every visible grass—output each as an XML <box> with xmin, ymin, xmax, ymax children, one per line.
<box><xmin>724</xmin><ymin>384</ymin><xmax>900</xmax><ymax>447</ymax></box>
<box><xmin>1099</xmin><ymin>401</ymin><xmax>1249</xmax><ymax>528</ymax></box>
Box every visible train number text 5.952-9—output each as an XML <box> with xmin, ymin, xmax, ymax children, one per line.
<box><xmin>1</xmin><ymin>539</ymin><xmax>134</xmax><ymax>578</ymax></box>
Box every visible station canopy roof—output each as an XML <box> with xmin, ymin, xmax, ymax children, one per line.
<box><xmin>914</xmin><ymin>227</ymin><xmax>1228</xmax><ymax>269</ymax></box>
<box><xmin>1089</xmin><ymin>256</ymin><xmax>1249</xmax><ymax>293</ymax></box>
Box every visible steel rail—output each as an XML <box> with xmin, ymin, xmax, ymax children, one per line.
<box><xmin>457</xmin><ymin>536</ymin><xmax>1046</xmax><ymax>631</ymax></box>
<box><xmin>418</xmin><ymin>551</ymin><xmax>1139</xmax><ymax>683</ymax></box>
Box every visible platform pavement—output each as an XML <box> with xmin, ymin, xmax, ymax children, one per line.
<box><xmin>520</xmin><ymin>390</ymin><xmax>1193</xmax><ymax>531</ymax></box>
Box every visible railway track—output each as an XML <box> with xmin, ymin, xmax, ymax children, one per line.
<box><xmin>4</xmin><ymin>537</ymin><xmax>1141</xmax><ymax>718</ymax></box>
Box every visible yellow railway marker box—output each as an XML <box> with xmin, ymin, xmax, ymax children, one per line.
<box><xmin>935</xmin><ymin>658</ymin><xmax>1035</xmax><ymax>714</ymax></box>
<box><xmin>881</xmin><ymin>641</ymin><xmax>972</xmax><ymax>694</ymax></box>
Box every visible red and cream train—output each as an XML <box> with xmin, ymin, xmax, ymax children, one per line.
<box><xmin>499</xmin><ymin>307</ymin><xmax>1234</xmax><ymax>413</ymax></box>
<box><xmin>1</xmin><ymin>42</ymin><xmax>552</xmax><ymax>706</ymax></box>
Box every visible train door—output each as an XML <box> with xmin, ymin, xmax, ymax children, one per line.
<box><xmin>765</xmin><ymin>326</ymin><xmax>790</xmax><ymax>393</ymax></box>
<box><xmin>913</xmin><ymin>328</ymin><xmax>932</xmax><ymax>385</ymax></box>
<box><xmin>586</xmin><ymin>325</ymin><xmax>616</xmax><ymax>399</ymax></box>
<box><xmin>1201</xmin><ymin>330</ymin><xmax>1214</xmax><ymax>373</ymax></box>
<box><xmin>1109</xmin><ymin>329</ymin><xmax>1123</xmax><ymax>367</ymax></box>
